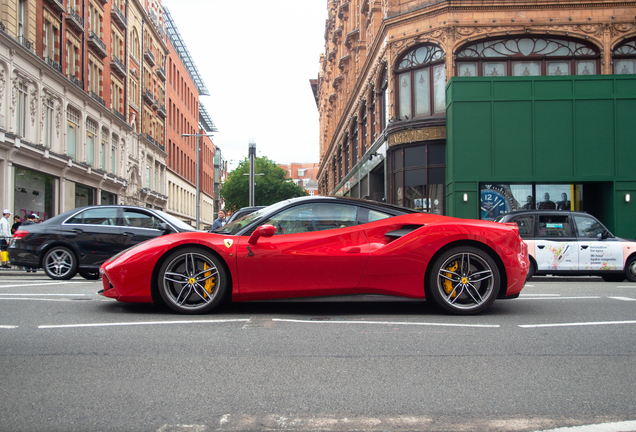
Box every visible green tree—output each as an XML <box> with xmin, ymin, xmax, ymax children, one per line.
<box><xmin>219</xmin><ymin>156</ymin><xmax>308</xmax><ymax>213</ymax></box>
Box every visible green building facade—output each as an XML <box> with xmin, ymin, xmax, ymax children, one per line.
<box><xmin>446</xmin><ymin>75</ymin><xmax>636</xmax><ymax>239</ymax></box>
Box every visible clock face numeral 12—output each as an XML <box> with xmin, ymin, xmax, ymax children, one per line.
<box><xmin>480</xmin><ymin>190</ymin><xmax>511</xmax><ymax>220</ymax></box>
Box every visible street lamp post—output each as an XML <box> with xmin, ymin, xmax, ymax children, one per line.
<box><xmin>245</xmin><ymin>139</ymin><xmax>263</xmax><ymax>206</ymax></box>
<box><xmin>182</xmin><ymin>132</ymin><xmax>214</xmax><ymax>230</ymax></box>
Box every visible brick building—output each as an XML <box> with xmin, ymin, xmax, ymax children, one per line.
<box><xmin>0</xmin><ymin>0</ymin><xmax>220</xmax><ymax>223</ymax></box>
<box><xmin>316</xmin><ymin>0</ymin><xmax>636</xmax><ymax>218</ymax></box>
<box><xmin>278</xmin><ymin>162</ymin><xmax>320</xmax><ymax>196</ymax></box>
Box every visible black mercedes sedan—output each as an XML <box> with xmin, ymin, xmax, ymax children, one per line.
<box><xmin>9</xmin><ymin>205</ymin><xmax>196</xmax><ymax>280</ymax></box>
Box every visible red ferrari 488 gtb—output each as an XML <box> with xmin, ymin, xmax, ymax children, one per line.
<box><xmin>100</xmin><ymin>196</ymin><xmax>528</xmax><ymax>315</ymax></box>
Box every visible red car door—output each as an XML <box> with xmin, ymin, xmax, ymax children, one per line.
<box><xmin>235</xmin><ymin>203</ymin><xmax>370</xmax><ymax>298</ymax></box>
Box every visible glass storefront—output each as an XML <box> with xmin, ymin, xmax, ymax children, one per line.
<box><xmin>100</xmin><ymin>191</ymin><xmax>117</xmax><ymax>205</ymax></box>
<box><xmin>75</xmin><ymin>184</ymin><xmax>95</xmax><ymax>208</ymax></box>
<box><xmin>389</xmin><ymin>142</ymin><xmax>445</xmax><ymax>214</ymax></box>
<box><xmin>480</xmin><ymin>183</ymin><xmax>580</xmax><ymax>221</ymax></box>
<box><xmin>14</xmin><ymin>167</ymin><xmax>55</xmax><ymax>221</ymax></box>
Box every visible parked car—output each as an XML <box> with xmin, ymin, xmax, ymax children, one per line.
<box><xmin>9</xmin><ymin>205</ymin><xmax>196</xmax><ymax>280</ymax></box>
<box><xmin>495</xmin><ymin>210</ymin><xmax>636</xmax><ymax>282</ymax></box>
<box><xmin>224</xmin><ymin>206</ymin><xmax>265</xmax><ymax>225</ymax></box>
<box><xmin>100</xmin><ymin>196</ymin><xmax>529</xmax><ymax>315</ymax></box>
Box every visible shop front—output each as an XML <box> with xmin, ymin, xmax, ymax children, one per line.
<box><xmin>446</xmin><ymin>74</ymin><xmax>636</xmax><ymax>239</ymax></box>
<box><xmin>13</xmin><ymin>166</ymin><xmax>55</xmax><ymax>221</ymax></box>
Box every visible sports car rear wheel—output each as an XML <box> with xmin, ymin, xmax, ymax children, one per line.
<box><xmin>158</xmin><ymin>248</ymin><xmax>228</xmax><ymax>314</ymax></box>
<box><xmin>428</xmin><ymin>246</ymin><xmax>500</xmax><ymax>315</ymax></box>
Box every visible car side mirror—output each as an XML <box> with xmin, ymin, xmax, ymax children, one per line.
<box><xmin>248</xmin><ymin>224</ymin><xmax>276</xmax><ymax>245</ymax></box>
<box><xmin>158</xmin><ymin>222</ymin><xmax>173</xmax><ymax>235</ymax></box>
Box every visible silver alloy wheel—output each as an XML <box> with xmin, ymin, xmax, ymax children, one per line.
<box><xmin>161</xmin><ymin>251</ymin><xmax>220</xmax><ymax>311</ymax></box>
<box><xmin>436</xmin><ymin>252</ymin><xmax>496</xmax><ymax>311</ymax></box>
<box><xmin>45</xmin><ymin>248</ymin><xmax>75</xmax><ymax>278</ymax></box>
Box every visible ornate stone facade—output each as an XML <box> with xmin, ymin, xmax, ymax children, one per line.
<box><xmin>317</xmin><ymin>0</ymin><xmax>636</xmax><ymax>202</ymax></box>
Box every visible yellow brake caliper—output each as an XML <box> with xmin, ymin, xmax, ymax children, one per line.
<box><xmin>443</xmin><ymin>261</ymin><xmax>459</xmax><ymax>298</ymax></box>
<box><xmin>203</xmin><ymin>263</ymin><xmax>216</xmax><ymax>298</ymax></box>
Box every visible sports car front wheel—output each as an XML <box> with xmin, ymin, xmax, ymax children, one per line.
<box><xmin>157</xmin><ymin>248</ymin><xmax>228</xmax><ymax>314</ymax></box>
<box><xmin>428</xmin><ymin>246</ymin><xmax>500</xmax><ymax>315</ymax></box>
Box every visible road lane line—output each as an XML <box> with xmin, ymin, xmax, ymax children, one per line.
<box><xmin>0</xmin><ymin>325</ymin><xmax>18</xmax><ymax>329</ymax></box>
<box><xmin>39</xmin><ymin>319</ymin><xmax>250</xmax><ymax>329</ymax></box>
<box><xmin>272</xmin><ymin>318</ymin><xmax>499</xmax><ymax>328</ymax></box>
<box><xmin>608</xmin><ymin>296</ymin><xmax>636</xmax><ymax>301</ymax></box>
<box><xmin>520</xmin><ymin>320</ymin><xmax>636</xmax><ymax>329</ymax></box>
<box><xmin>519</xmin><ymin>294</ymin><xmax>561</xmax><ymax>296</ymax></box>
<box><xmin>532</xmin><ymin>420</ymin><xmax>636</xmax><ymax>432</ymax></box>
<box><xmin>0</xmin><ymin>281</ymin><xmax>90</xmax><ymax>289</ymax></box>
<box><xmin>617</xmin><ymin>286</ymin><xmax>636</xmax><ymax>288</ymax></box>
<box><xmin>513</xmin><ymin>296</ymin><xmax>600</xmax><ymax>300</ymax></box>
<box><xmin>0</xmin><ymin>297</ymin><xmax>77</xmax><ymax>302</ymax></box>
<box><xmin>0</xmin><ymin>293</ymin><xmax>89</xmax><ymax>296</ymax></box>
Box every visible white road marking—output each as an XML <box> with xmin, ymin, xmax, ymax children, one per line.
<box><xmin>0</xmin><ymin>297</ymin><xmax>77</xmax><ymax>302</ymax></box>
<box><xmin>532</xmin><ymin>420</ymin><xmax>636</xmax><ymax>432</ymax></box>
<box><xmin>514</xmin><ymin>296</ymin><xmax>600</xmax><ymax>300</ymax></box>
<box><xmin>0</xmin><ymin>293</ymin><xmax>89</xmax><ymax>296</ymax></box>
<box><xmin>617</xmin><ymin>285</ymin><xmax>636</xmax><ymax>288</ymax></box>
<box><xmin>39</xmin><ymin>319</ymin><xmax>250</xmax><ymax>329</ymax></box>
<box><xmin>0</xmin><ymin>281</ymin><xmax>90</xmax><ymax>289</ymax></box>
<box><xmin>272</xmin><ymin>318</ymin><xmax>499</xmax><ymax>328</ymax></box>
<box><xmin>0</xmin><ymin>325</ymin><xmax>18</xmax><ymax>329</ymax></box>
<box><xmin>520</xmin><ymin>320</ymin><xmax>636</xmax><ymax>329</ymax></box>
<box><xmin>608</xmin><ymin>296</ymin><xmax>636</xmax><ymax>301</ymax></box>
<box><xmin>519</xmin><ymin>294</ymin><xmax>561</xmax><ymax>296</ymax></box>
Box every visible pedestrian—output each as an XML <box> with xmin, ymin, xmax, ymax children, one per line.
<box><xmin>1</xmin><ymin>209</ymin><xmax>12</xmax><ymax>269</ymax></box>
<box><xmin>21</xmin><ymin>213</ymin><xmax>38</xmax><ymax>226</ymax></box>
<box><xmin>211</xmin><ymin>210</ymin><xmax>227</xmax><ymax>231</ymax></box>
<box><xmin>11</xmin><ymin>215</ymin><xmax>22</xmax><ymax>234</ymax></box>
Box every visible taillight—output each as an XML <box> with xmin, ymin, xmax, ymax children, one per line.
<box><xmin>12</xmin><ymin>230</ymin><xmax>28</xmax><ymax>241</ymax></box>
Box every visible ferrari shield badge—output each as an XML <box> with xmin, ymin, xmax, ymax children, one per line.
<box><xmin>224</xmin><ymin>239</ymin><xmax>233</xmax><ymax>248</ymax></box>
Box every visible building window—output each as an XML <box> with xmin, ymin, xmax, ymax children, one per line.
<box><xmin>44</xmin><ymin>98</ymin><xmax>54</xmax><ymax>148</ymax></box>
<box><xmin>100</xmin><ymin>128</ymin><xmax>108</xmax><ymax>170</ymax></box>
<box><xmin>379</xmin><ymin>66</ymin><xmax>389</xmax><ymax>129</ymax></box>
<box><xmin>43</xmin><ymin>19</ymin><xmax>59</xmax><ymax>64</ymax></box>
<box><xmin>132</xmin><ymin>28</ymin><xmax>140</xmax><ymax>61</ymax></box>
<box><xmin>17</xmin><ymin>82</ymin><xmax>28</xmax><ymax>137</ymax></box>
<box><xmin>88</xmin><ymin>59</ymin><xmax>102</xmax><ymax>97</ymax></box>
<box><xmin>613</xmin><ymin>38</ymin><xmax>636</xmax><ymax>74</ymax></box>
<box><xmin>456</xmin><ymin>37</ymin><xmax>599</xmax><ymax>77</ymax></box>
<box><xmin>111</xmin><ymin>135</ymin><xmax>118</xmax><ymax>174</ymax></box>
<box><xmin>86</xmin><ymin>118</ymin><xmax>97</xmax><ymax>166</ymax></box>
<box><xmin>396</xmin><ymin>44</ymin><xmax>446</xmax><ymax>120</ymax></box>
<box><xmin>146</xmin><ymin>165</ymin><xmax>151</xmax><ymax>188</ymax></box>
<box><xmin>66</xmin><ymin>106</ymin><xmax>80</xmax><ymax>160</ymax></box>
<box><xmin>389</xmin><ymin>142</ymin><xmax>446</xmax><ymax>213</ymax></box>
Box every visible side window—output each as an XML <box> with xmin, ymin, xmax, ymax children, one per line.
<box><xmin>263</xmin><ymin>203</ymin><xmax>358</xmax><ymax>235</ymax></box>
<box><xmin>368</xmin><ymin>210</ymin><xmax>391</xmax><ymax>223</ymax></box>
<box><xmin>510</xmin><ymin>215</ymin><xmax>534</xmax><ymax>237</ymax></box>
<box><xmin>536</xmin><ymin>215</ymin><xmax>573</xmax><ymax>237</ymax></box>
<box><xmin>123</xmin><ymin>209</ymin><xmax>162</xmax><ymax>229</ymax></box>
<box><xmin>574</xmin><ymin>215</ymin><xmax>605</xmax><ymax>238</ymax></box>
<box><xmin>66</xmin><ymin>208</ymin><xmax>118</xmax><ymax>225</ymax></box>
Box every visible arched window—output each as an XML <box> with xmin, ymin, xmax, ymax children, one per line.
<box><xmin>132</xmin><ymin>28</ymin><xmax>140</xmax><ymax>60</ymax></box>
<box><xmin>456</xmin><ymin>37</ymin><xmax>599</xmax><ymax>77</ymax></box>
<box><xmin>395</xmin><ymin>44</ymin><xmax>446</xmax><ymax>120</ymax></box>
<box><xmin>613</xmin><ymin>39</ymin><xmax>636</xmax><ymax>74</ymax></box>
<box><xmin>379</xmin><ymin>65</ymin><xmax>389</xmax><ymax>129</ymax></box>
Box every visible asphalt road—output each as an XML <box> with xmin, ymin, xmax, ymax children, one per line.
<box><xmin>0</xmin><ymin>272</ymin><xmax>635</xmax><ymax>432</ymax></box>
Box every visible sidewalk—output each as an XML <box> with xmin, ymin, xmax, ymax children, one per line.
<box><xmin>0</xmin><ymin>266</ymin><xmax>44</xmax><ymax>277</ymax></box>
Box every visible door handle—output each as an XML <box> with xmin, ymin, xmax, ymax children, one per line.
<box><xmin>344</xmin><ymin>247</ymin><xmax>361</xmax><ymax>254</ymax></box>
<box><xmin>538</xmin><ymin>245</ymin><xmax>545</xmax><ymax>249</ymax></box>
<box><xmin>581</xmin><ymin>245</ymin><xmax>589</xmax><ymax>250</ymax></box>
<box><xmin>72</xmin><ymin>228</ymin><xmax>84</xmax><ymax>234</ymax></box>
<box><xmin>122</xmin><ymin>232</ymin><xmax>134</xmax><ymax>237</ymax></box>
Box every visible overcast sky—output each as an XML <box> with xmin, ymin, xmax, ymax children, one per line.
<box><xmin>162</xmin><ymin>0</ymin><xmax>328</xmax><ymax>170</ymax></box>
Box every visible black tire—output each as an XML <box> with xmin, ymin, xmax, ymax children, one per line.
<box><xmin>428</xmin><ymin>246</ymin><xmax>500</xmax><ymax>315</ymax></box>
<box><xmin>625</xmin><ymin>256</ymin><xmax>636</xmax><ymax>283</ymax></box>
<box><xmin>526</xmin><ymin>259</ymin><xmax>536</xmax><ymax>281</ymax></box>
<box><xmin>157</xmin><ymin>247</ymin><xmax>228</xmax><ymax>314</ymax></box>
<box><xmin>43</xmin><ymin>247</ymin><xmax>78</xmax><ymax>280</ymax></box>
<box><xmin>79</xmin><ymin>269</ymin><xmax>101</xmax><ymax>280</ymax></box>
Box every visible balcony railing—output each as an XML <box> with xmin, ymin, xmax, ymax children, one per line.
<box><xmin>45</xmin><ymin>57</ymin><xmax>63</xmax><ymax>74</ymax></box>
<box><xmin>68</xmin><ymin>75</ymin><xmax>83</xmax><ymax>89</ymax></box>
<box><xmin>19</xmin><ymin>36</ymin><xmax>34</xmax><ymax>52</ymax></box>
<box><xmin>90</xmin><ymin>91</ymin><xmax>106</xmax><ymax>107</ymax></box>
<box><xmin>157</xmin><ymin>104</ymin><xmax>166</xmax><ymax>118</ymax></box>
<box><xmin>156</xmin><ymin>66</ymin><xmax>166</xmax><ymax>81</ymax></box>
<box><xmin>88</xmin><ymin>31</ymin><xmax>107</xmax><ymax>58</ymax></box>
<box><xmin>110</xmin><ymin>54</ymin><xmax>126</xmax><ymax>77</ymax></box>
<box><xmin>44</xmin><ymin>0</ymin><xmax>65</xmax><ymax>13</ymax></box>
<box><xmin>112</xmin><ymin>109</ymin><xmax>126</xmax><ymax>123</ymax></box>
<box><xmin>144</xmin><ymin>48</ymin><xmax>155</xmax><ymax>67</ymax></box>
<box><xmin>110</xmin><ymin>6</ymin><xmax>127</xmax><ymax>29</ymax></box>
<box><xmin>142</xmin><ymin>88</ymin><xmax>154</xmax><ymax>104</ymax></box>
<box><xmin>66</xmin><ymin>6</ymin><xmax>84</xmax><ymax>32</ymax></box>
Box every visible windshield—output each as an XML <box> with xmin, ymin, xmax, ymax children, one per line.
<box><xmin>213</xmin><ymin>200</ymin><xmax>292</xmax><ymax>235</ymax></box>
<box><xmin>154</xmin><ymin>210</ymin><xmax>197</xmax><ymax>231</ymax></box>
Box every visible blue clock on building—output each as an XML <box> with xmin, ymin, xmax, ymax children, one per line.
<box><xmin>480</xmin><ymin>189</ymin><xmax>511</xmax><ymax>221</ymax></box>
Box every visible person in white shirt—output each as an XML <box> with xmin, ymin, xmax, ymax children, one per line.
<box><xmin>0</xmin><ymin>209</ymin><xmax>12</xmax><ymax>268</ymax></box>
